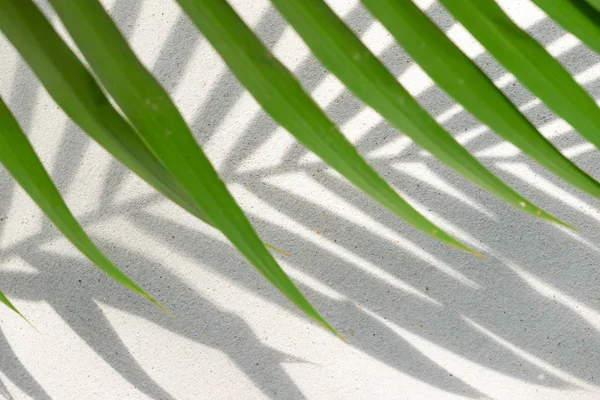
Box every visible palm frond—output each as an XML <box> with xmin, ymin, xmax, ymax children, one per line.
<box><xmin>175</xmin><ymin>0</ymin><xmax>475</xmax><ymax>255</ymax></box>
<box><xmin>361</xmin><ymin>0</ymin><xmax>600</xmax><ymax>201</ymax></box>
<box><xmin>268</xmin><ymin>0</ymin><xmax>571</xmax><ymax>226</ymax></box>
<box><xmin>440</xmin><ymin>0</ymin><xmax>600</xmax><ymax>154</ymax></box>
<box><xmin>0</xmin><ymin>96</ymin><xmax>163</xmax><ymax>311</ymax></box>
<box><xmin>46</xmin><ymin>0</ymin><xmax>336</xmax><ymax>335</ymax></box>
<box><xmin>1</xmin><ymin>0</ymin><xmax>600</xmax><ymax>335</ymax></box>
<box><xmin>584</xmin><ymin>0</ymin><xmax>600</xmax><ymax>12</ymax></box>
<box><xmin>533</xmin><ymin>0</ymin><xmax>600</xmax><ymax>56</ymax></box>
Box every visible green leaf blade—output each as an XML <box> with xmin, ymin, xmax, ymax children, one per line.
<box><xmin>532</xmin><ymin>0</ymin><xmax>600</xmax><ymax>56</ymax></box>
<box><xmin>268</xmin><ymin>0</ymin><xmax>569</xmax><ymax>226</ymax></box>
<box><xmin>0</xmin><ymin>0</ymin><xmax>287</xmax><ymax>256</ymax></box>
<box><xmin>584</xmin><ymin>0</ymin><xmax>600</xmax><ymax>13</ymax></box>
<box><xmin>439</xmin><ymin>0</ymin><xmax>600</xmax><ymax>160</ymax></box>
<box><xmin>47</xmin><ymin>0</ymin><xmax>338</xmax><ymax>334</ymax></box>
<box><xmin>173</xmin><ymin>0</ymin><xmax>478</xmax><ymax>254</ymax></box>
<box><xmin>0</xmin><ymin>0</ymin><xmax>213</xmax><ymax>226</ymax></box>
<box><xmin>0</xmin><ymin>98</ymin><xmax>162</xmax><ymax>310</ymax></box>
<box><xmin>0</xmin><ymin>289</ymin><xmax>29</xmax><ymax>323</ymax></box>
<box><xmin>359</xmin><ymin>0</ymin><xmax>600</xmax><ymax>205</ymax></box>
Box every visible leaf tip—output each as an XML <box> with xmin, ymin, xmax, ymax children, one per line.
<box><xmin>141</xmin><ymin>292</ymin><xmax>174</xmax><ymax>317</ymax></box>
<box><xmin>535</xmin><ymin>208</ymin><xmax>576</xmax><ymax>231</ymax></box>
<box><xmin>447</xmin><ymin>240</ymin><xmax>484</xmax><ymax>259</ymax></box>
<box><xmin>336</xmin><ymin>332</ymin><xmax>349</xmax><ymax>344</ymax></box>
<box><xmin>320</xmin><ymin>320</ymin><xmax>346</xmax><ymax>342</ymax></box>
<box><xmin>157</xmin><ymin>301</ymin><xmax>176</xmax><ymax>318</ymax></box>
<box><xmin>556</xmin><ymin>219</ymin><xmax>578</xmax><ymax>231</ymax></box>
<box><xmin>16</xmin><ymin>312</ymin><xmax>37</xmax><ymax>331</ymax></box>
<box><xmin>12</xmin><ymin>309</ymin><xmax>36</xmax><ymax>331</ymax></box>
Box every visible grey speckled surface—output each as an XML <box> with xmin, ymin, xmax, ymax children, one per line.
<box><xmin>1</xmin><ymin>0</ymin><xmax>600</xmax><ymax>398</ymax></box>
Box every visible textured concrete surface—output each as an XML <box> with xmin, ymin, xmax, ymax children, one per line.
<box><xmin>1</xmin><ymin>0</ymin><xmax>600</xmax><ymax>398</ymax></box>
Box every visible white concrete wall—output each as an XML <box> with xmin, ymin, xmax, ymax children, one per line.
<box><xmin>1</xmin><ymin>0</ymin><xmax>600</xmax><ymax>398</ymax></box>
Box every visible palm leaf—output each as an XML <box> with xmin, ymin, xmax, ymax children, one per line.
<box><xmin>174</xmin><ymin>0</ymin><xmax>476</xmax><ymax>255</ymax></box>
<box><xmin>1</xmin><ymin>0</ymin><xmax>334</xmax><ymax>334</ymax></box>
<box><xmin>532</xmin><ymin>0</ymin><xmax>600</xmax><ymax>56</ymax></box>
<box><xmin>46</xmin><ymin>0</ymin><xmax>337</xmax><ymax>335</ymax></box>
<box><xmin>439</xmin><ymin>0</ymin><xmax>600</xmax><ymax>153</ymax></box>
<box><xmin>0</xmin><ymin>0</ymin><xmax>599</xmax><ymax>335</ymax></box>
<box><xmin>0</xmin><ymin>0</ymin><xmax>208</xmax><ymax>225</ymax></box>
<box><xmin>0</xmin><ymin>290</ymin><xmax>26</xmax><ymax>321</ymax></box>
<box><xmin>361</xmin><ymin>0</ymin><xmax>600</xmax><ymax>202</ymax></box>
<box><xmin>268</xmin><ymin>0</ymin><xmax>569</xmax><ymax>225</ymax></box>
<box><xmin>0</xmin><ymin>97</ymin><xmax>162</xmax><ymax>310</ymax></box>
<box><xmin>0</xmin><ymin>0</ymin><xmax>282</xmax><ymax>258</ymax></box>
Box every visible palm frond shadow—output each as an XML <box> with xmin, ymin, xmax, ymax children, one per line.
<box><xmin>0</xmin><ymin>328</ymin><xmax>51</xmax><ymax>400</ymax></box>
<box><xmin>2</xmin><ymin>1</ymin><xmax>600</xmax><ymax>398</ymax></box>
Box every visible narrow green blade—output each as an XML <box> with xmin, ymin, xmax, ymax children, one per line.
<box><xmin>0</xmin><ymin>0</ymin><xmax>208</xmax><ymax>225</ymax></box>
<box><xmin>0</xmin><ymin>0</ymin><xmax>287</xmax><ymax>256</ymax></box>
<box><xmin>584</xmin><ymin>0</ymin><xmax>600</xmax><ymax>13</ymax></box>
<box><xmin>270</xmin><ymin>0</ymin><xmax>569</xmax><ymax>226</ymax></box>
<box><xmin>0</xmin><ymin>290</ymin><xmax>27</xmax><ymax>322</ymax></box>
<box><xmin>0</xmin><ymin>98</ymin><xmax>162</xmax><ymax>310</ymax></box>
<box><xmin>440</xmin><ymin>0</ymin><xmax>600</xmax><ymax>156</ymax></box>
<box><xmin>172</xmin><ymin>0</ymin><xmax>476</xmax><ymax>254</ymax></box>
<box><xmin>532</xmin><ymin>0</ymin><xmax>600</xmax><ymax>54</ymax></box>
<box><xmin>358</xmin><ymin>0</ymin><xmax>600</xmax><ymax>202</ymax></box>
<box><xmin>47</xmin><ymin>0</ymin><xmax>339</xmax><ymax>334</ymax></box>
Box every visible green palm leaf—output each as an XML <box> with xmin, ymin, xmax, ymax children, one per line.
<box><xmin>0</xmin><ymin>0</ymin><xmax>333</xmax><ymax>333</ymax></box>
<box><xmin>269</xmin><ymin>0</ymin><xmax>570</xmax><ymax>226</ymax></box>
<box><xmin>0</xmin><ymin>0</ymin><xmax>283</xmax><ymax>257</ymax></box>
<box><xmin>0</xmin><ymin>0</ymin><xmax>209</xmax><ymax>226</ymax></box>
<box><xmin>0</xmin><ymin>97</ymin><xmax>162</xmax><ymax>310</ymax></box>
<box><xmin>361</xmin><ymin>0</ymin><xmax>600</xmax><ymax>202</ymax></box>
<box><xmin>1</xmin><ymin>0</ymin><xmax>599</xmax><ymax>336</ymax></box>
<box><xmin>46</xmin><ymin>0</ymin><xmax>337</xmax><ymax>335</ymax></box>
<box><xmin>0</xmin><ymin>290</ymin><xmax>26</xmax><ymax>321</ymax></box>
<box><xmin>584</xmin><ymin>0</ymin><xmax>600</xmax><ymax>12</ymax></box>
<box><xmin>532</xmin><ymin>0</ymin><xmax>600</xmax><ymax>56</ymax></box>
<box><xmin>439</xmin><ymin>0</ymin><xmax>600</xmax><ymax>154</ymax></box>
<box><xmin>174</xmin><ymin>0</ymin><xmax>476</xmax><ymax>254</ymax></box>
